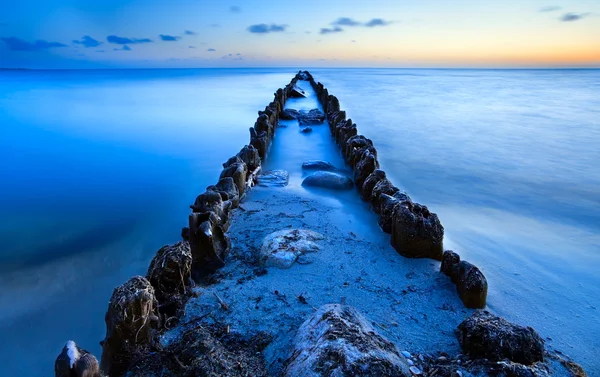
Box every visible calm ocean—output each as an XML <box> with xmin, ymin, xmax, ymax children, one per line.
<box><xmin>1</xmin><ymin>68</ymin><xmax>598</xmax><ymax>375</ymax></box>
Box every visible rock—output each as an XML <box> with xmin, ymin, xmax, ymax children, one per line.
<box><xmin>290</xmin><ymin>85</ymin><xmax>307</xmax><ymax>98</ymax></box>
<box><xmin>55</xmin><ymin>340</ymin><xmax>100</xmax><ymax>377</ymax></box>
<box><xmin>361</xmin><ymin>169</ymin><xmax>386</xmax><ymax>201</ymax></box>
<box><xmin>191</xmin><ymin>189</ymin><xmax>226</xmax><ymax>218</ymax></box>
<box><xmin>390</xmin><ymin>200</ymin><xmax>444</xmax><ymax>260</ymax></box>
<box><xmin>354</xmin><ymin>150</ymin><xmax>378</xmax><ymax>190</ymax></box>
<box><xmin>220</xmin><ymin>160</ymin><xmax>248</xmax><ymax>196</ymax></box>
<box><xmin>298</xmin><ymin>109</ymin><xmax>326</xmax><ymax>126</ymax></box>
<box><xmin>259</xmin><ymin>229</ymin><xmax>324</xmax><ymax>269</ymax></box>
<box><xmin>254</xmin><ymin>113</ymin><xmax>274</xmax><ymax>140</ymax></box>
<box><xmin>378</xmin><ymin>194</ymin><xmax>402</xmax><ymax>234</ymax></box>
<box><xmin>371</xmin><ymin>179</ymin><xmax>400</xmax><ymax>214</ymax></box>
<box><xmin>344</xmin><ymin>135</ymin><xmax>373</xmax><ymax>163</ymax></box>
<box><xmin>257</xmin><ymin>170</ymin><xmax>290</xmax><ymax>187</ymax></box>
<box><xmin>284</xmin><ymin>304</ymin><xmax>411</xmax><ymax>377</ymax></box>
<box><xmin>250</xmin><ymin>127</ymin><xmax>269</xmax><ymax>160</ymax></box>
<box><xmin>300</xmin><ymin>126</ymin><xmax>313</xmax><ymax>133</ymax></box>
<box><xmin>335</xmin><ymin>119</ymin><xmax>357</xmax><ymax>148</ymax></box>
<box><xmin>409</xmin><ymin>366</ymin><xmax>422</xmax><ymax>375</ymax></box>
<box><xmin>401</xmin><ymin>351</ymin><xmax>412</xmax><ymax>359</ymax></box>
<box><xmin>281</xmin><ymin>108</ymin><xmax>300</xmax><ymax>120</ymax></box>
<box><xmin>146</xmin><ymin>241</ymin><xmax>193</xmax><ymax>317</ymax></box>
<box><xmin>302</xmin><ymin>171</ymin><xmax>354</xmax><ymax>190</ymax></box>
<box><xmin>457</xmin><ymin>310</ymin><xmax>545</xmax><ymax>365</ymax></box>
<box><xmin>188</xmin><ymin>212</ymin><xmax>230</xmax><ymax>279</ymax></box>
<box><xmin>100</xmin><ymin>276</ymin><xmax>160</xmax><ymax>377</ymax></box>
<box><xmin>207</xmin><ymin>176</ymin><xmax>240</xmax><ymax>209</ymax></box>
<box><xmin>440</xmin><ymin>251</ymin><xmax>488</xmax><ymax>308</ymax></box>
<box><xmin>236</xmin><ymin>144</ymin><xmax>261</xmax><ymax>172</ymax></box>
<box><xmin>301</xmin><ymin>160</ymin><xmax>337</xmax><ymax>171</ymax></box>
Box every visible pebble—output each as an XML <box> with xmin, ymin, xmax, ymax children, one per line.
<box><xmin>407</xmin><ymin>359</ymin><xmax>414</xmax><ymax>366</ymax></box>
<box><xmin>409</xmin><ymin>366</ymin><xmax>422</xmax><ymax>375</ymax></box>
<box><xmin>456</xmin><ymin>371</ymin><xmax>463</xmax><ymax>377</ymax></box>
<box><xmin>438</xmin><ymin>356</ymin><xmax>447</xmax><ymax>362</ymax></box>
<box><xmin>401</xmin><ymin>351</ymin><xmax>412</xmax><ymax>358</ymax></box>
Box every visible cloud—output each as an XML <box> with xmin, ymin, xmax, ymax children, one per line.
<box><xmin>539</xmin><ymin>6</ymin><xmax>562</xmax><ymax>12</ymax></box>
<box><xmin>1</xmin><ymin>37</ymin><xmax>67</xmax><ymax>51</ymax></box>
<box><xmin>365</xmin><ymin>18</ymin><xmax>392</xmax><ymax>27</ymax></box>
<box><xmin>247</xmin><ymin>23</ymin><xmax>287</xmax><ymax>33</ymax></box>
<box><xmin>332</xmin><ymin>17</ymin><xmax>361</xmax><ymax>26</ymax></box>
<box><xmin>113</xmin><ymin>45</ymin><xmax>132</xmax><ymax>51</ymax></box>
<box><xmin>73</xmin><ymin>36</ymin><xmax>102</xmax><ymax>48</ymax></box>
<box><xmin>320</xmin><ymin>27</ymin><xmax>343</xmax><ymax>34</ymax></box>
<box><xmin>207</xmin><ymin>48</ymin><xmax>216</xmax><ymax>52</ymax></box>
<box><xmin>107</xmin><ymin>35</ymin><xmax>152</xmax><ymax>44</ymax></box>
<box><xmin>159</xmin><ymin>34</ymin><xmax>180</xmax><ymax>41</ymax></box>
<box><xmin>560</xmin><ymin>12</ymin><xmax>590</xmax><ymax>22</ymax></box>
<box><xmin>184</xmin><ymin>30</ymin><xmax>196</xmax><ymax>35</ymax></box>
<box><xmin>230</xmin><ymin>6</ymin><xmax>241</xmax><ymax>13</ymax></box>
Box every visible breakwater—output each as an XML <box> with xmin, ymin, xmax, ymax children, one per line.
<box><xmin>54</xmin><ymin>71</ymin><xmax>585</xmax><ymax>377</ymax></box>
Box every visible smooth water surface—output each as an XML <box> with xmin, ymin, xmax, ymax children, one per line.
<box><xmin>0</xmin><ymin>68</ymin><xmax>598</xmax><ymax>375</ymax></box>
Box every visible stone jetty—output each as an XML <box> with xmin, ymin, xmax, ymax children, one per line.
<box><xmin>55</xmin><ymin>72</ymin><xmax>584</xmax><ymax>377</ymax></box>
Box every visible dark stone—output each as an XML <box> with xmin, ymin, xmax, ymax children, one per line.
<box><xmin>298</xmin><ymin>109</ymin><xmax>326</xmax><ymax>126</ymax></box>
<box><xmin>390</xmin><ymin>200</ymin><xmax>444</xmax><ymax>260</ymax></box>
<box><xmin>188</xmin><ymin>212</ymin><xmax>230</xmax><ymax>279</ymax></box>
<box><xmin>440</xmin><ymin>251</ymin><xmax>487</xmax><ymax>308</ymax></box>
<box><xmin>254</xmin><ymin>113</ymin><xmax>274</xmax><ymax>140</ymax></box>
<box><xmin>281</xmin><ymin>108</ymin><xmax>300</xmax><ymax>120</ymax></box>
<box><xmin>457</xmin><ymin>310</ymin><xmax>545</xmax><ymax>365</ymax></box>
<box><xmin>207</xmin><ymin>177</ymin><xmax>240</xmax><ymax>209</ymax></box>
<box><xmin>377</xmin><ymin>194</ymin><xmax>402</xmax><ymax>234</ymax></box>
<box><xmin>335</xmin><ymin>120</ymin><xmax>357</xmax><ymax>148</ymax></box>
<box><xmin>300</xmin><ymin>127</ymin><xmax>313</xmax><ymax>133</ymax></box>
<box><xmin>191</xmin><ymin>190</ymin><xmax>224</xmax><ymax>217</ymax></box>
<box><xmin>100</xmin><ymin>276</ymin><xmax>160</xmax><ymax>377</ymax></box>
<box><xmin>181</xmin><ymin>226</ymin><xmax>190</xmax><ymax>241</ymax></box>
<box><xmin>237</xmin><ymin>145</ymin><xmax>261</xmax><ymax>172</ymax></box>
<box><xmin>344</xmin><ymin>135</ymin><xmax>373</xmax><ymax>163</ymax></box>
<box><xmin>250</xmin><ymin>128</ymin><xmax>269</xmax><ymax>160</ymax></box>
<box><xmin>55</xmin><ymin>341</ymin><xmax>100</xmax><ymax>377</ymax></box>
<box><xmin>290</xmin><ymin>85</ymin><xmax>307</xmax><ymax>98</ymax></box>
<box><xmin>257</xmin><ymin>170</ymin><xmax>290</xmax><ymax>187</ymax></box>
<box><xmin>361</xmin><ymin>170</ymin><xmax>387</xmax><ymax>201</ymax></box>
<box><xmin>328</xmin><ymin>111</ymin><xmax>346</xmax><ymax>134</ymax></box>
<box><xmin>302</xmin><ymin>160</ymin><xmax>337</xmax><ymax>171</ymax></box>
<box><xmin>302</xmin><ymin>171</ymin><xmax>354</xmax><ymax>190</ymax></box>
<box><xmin>371</xmin><ymin>179</ymin><xmax>400</xmax><ymax>214</ymax></box>
<box><xmin>327</xmin><ymin>95</ymin><xmax>340</xmax><ymax>113</ymax></box>
<box><xmin>146</xmin><ymin>241</ymin><xmax>193</xmax><ymax>317</ymax></box>
<box><xmin>353</xmin><ymin>150</ymin><xmax>378</xmax><ymax>190</ymax></box>
<box><xmin>220</xmin><ymin>161</ymin><xmax>248</xmax><ymax>196</ymax></box>
<box><xmin>284</xmin><ymin>304</ymin><xmax>411</xmax><ymax>377</ymax></box>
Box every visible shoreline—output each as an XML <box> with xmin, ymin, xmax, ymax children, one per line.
<box><xmin>54</xmin><ymin>71</ymin><xmax>586</xmax><ymax>377</ymax></box>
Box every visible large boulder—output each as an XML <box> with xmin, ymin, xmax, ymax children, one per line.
<box><xmin>298</xmin><ymin>109</ymin><xmax>326</xmax><ymax>126</ymax></box>
<box><xmin>302</xmin><ymin>160</ymin><xmax>337</xmax><ymax>172</ymax></box>
<box><xmin>260</xmin><ymin>229</ymin><xmax>324</xmax><ymax>269</ymax></box>
<box><xmin>390</xmin><ymin>201</ymin><xmax>444</xmax><ymax>260</ymax></box>
<box><xmin>377</xmin><ymin>194</ymin><xmax>400</xmax><ymax>234</ymax></box>
<box><xmin>257</xmin><ymin>170</ymin><xmax>290</xmax><ymax>187</ymax></box>
<box><xmin>440</xmin><ymin>251</ymin><xmax>488</xmax><ymax>308</ymax></box>
<box><xmin>457</xmin><ymin>311</ymin><xmax>545</xmax><ymax>365</ymax></box>
<box><xmin>146</xmin><ymin>241</ymin><xmax>193</xmax><ymax>317</ymax></box>
<box><xmin>284</xmin><ymin>304</ymin><xmax>411</xmax><ymax>377</ymax></box>
<box><xmin>353</xmin><ymin>150</ymin><xmax>378</xmax><ymax>190</ymax></box>
<box><xmin>100</xmin><ymin>276</ymin><xmax>160</xmax><ymax>377</ymax></box>
<box><xmin>55</xmin><ymin>341</ymin><xmax>100</xmax><ymax>377</ymax></box>
<box><xmin>302</xmin><ymin>171</ymin><xmax>354</xmax><ymax>190</ymax></box>
<box><xmin>237</xmin><ymin>144</ymin><xmax>261</xmax><ymax>172</ymax></box>
<box><xmin>188</xmin><ymin>212</ymin><xmax>230</xmax><ymax>279</ymax></box>
<box><xmin>254</xmin><ymin>113</ymin><xmax>274</xmax><ymax>140</ymax></box>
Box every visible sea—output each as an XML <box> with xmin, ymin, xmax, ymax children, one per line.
<box><xmin>0</xmin><ymin>68</ymin><xmax>598</xmax><ymax>375</ymax></box>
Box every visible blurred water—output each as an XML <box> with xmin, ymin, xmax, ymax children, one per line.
<box><xmin>0</xmin><ymin>68</ymin><xmax>598</xmax><ymax>375</ymax></box>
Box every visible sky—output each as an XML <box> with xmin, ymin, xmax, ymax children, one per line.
<box><xmin>0</xmin><ymin>0</ymin><xmax>599</xmax><ymax>68</ymax></box>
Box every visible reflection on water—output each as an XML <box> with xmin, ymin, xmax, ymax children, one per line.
<box><xmin>0</xmin><ymin>68</ymin><xmax>599</xmax><ymax>375</ymax></box>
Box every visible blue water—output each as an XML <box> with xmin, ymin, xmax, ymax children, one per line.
<box><xmin>1</xmin><ymin>68</ymin><xmax>599</xmax><ymax>375</ymax></box>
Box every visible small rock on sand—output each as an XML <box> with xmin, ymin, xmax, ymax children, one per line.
<box><xmin>300</xmin><ymin>127</ymin><xmax>312</xmax><ymax>133</ymax></box>
<box><xmin>302</xmin><ymin>171</ymin><xmax>353</xmax><ymax>190</ymax></box>
<box><xmin>260</xmin><ymin>229</ymin><xmax>324</xmax><ymax>269</ymax></box>
<box><xmin>257</xmin><ymin>170</ymin><xmax>289</xmax><ymax>187</ymax></box>
<box><xmin>301</xmin><ymin>160</ymin><xmax>337</xmax><ymax>171</ymax></box>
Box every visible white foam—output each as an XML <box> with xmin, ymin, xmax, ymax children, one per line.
<box><xmin>66</xmin><ymin>340</ymin><xmax>80</xmax><ymax>368</ymax></box>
